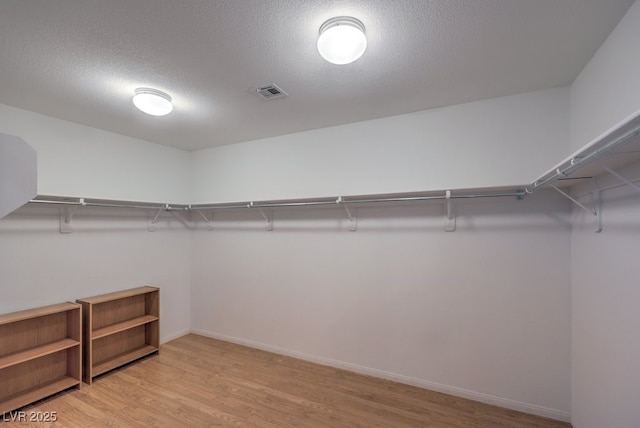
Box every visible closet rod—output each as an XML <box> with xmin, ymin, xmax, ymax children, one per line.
<box><xmin>340</xmin><ymin>191</ymin><xmax>525</xmax><ymax>205</ymax></box>
<box><xmin>29</xmin><ymin>199</ymin><xmax>83</xmax><ymax>206</ymax></box>
<box><xmin>29</xmin><ymin>198</ymin><xmax>188</xmax><ymax>211</ymax></box>
<box><xmin>84</xmin><ymin>201</ymin><xmax>186</xmax><ymax>211</ymax></box>
<box><xmin>251</xmin><ymin>200</ymin><xmax>339</xmax><ymax>208</ymax></box>
<box><xmin>189</xmin><ymin>190</ymin><xmax>525</xmax><ymax>211</ymax></box>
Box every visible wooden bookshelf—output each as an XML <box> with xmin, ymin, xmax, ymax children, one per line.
<box><xmin>0</xmin><ymin>302</ymin><xmax>82</xmax><ymax>415</ymax></box>
<box><xmin>77</xmin><ymin>286</ymin><xmax>159</xmax><ymax>384</ymax></box>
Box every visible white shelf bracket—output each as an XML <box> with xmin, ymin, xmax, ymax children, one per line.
<box><xmin>551</xmin><ymin>185</ymin><xmax>602</xmax><ymax>233</ymax></box>
<box><xmin>147</xmin><ymin>204</ymin><xmax>168</xmax><ymax>232</ymax></box>
<box><xmin>444</xmin><ymin>190</ymin><xmax>456</xmax><ymax>232</ymax></box>
<box><xmin>168</xmin><ymin>209</ymin><xmax>192</xmax><ymax>230</ymax></box>
<box><xmin>337</xmin><ymin>197</ymin><xmax>357</xmax><ymax>231</ymax></box>
<box><xmin>603</xmin><ymin>166</ymin><xmax>640</xmax><ymax>194</ymax></box>
<box><xmin>195</xmin><ymin>209</ymin><xmax>214</xmax><ymax>231</ymax></box>
<box><xmin>250</xmin><ymin>202</ymin><xmax>273</xmax><ymax>231</ymax></box>
<box><xmin>59</xmin><ymin>198</ymin><xmax>84</xmax><ymax>234</ymax></box>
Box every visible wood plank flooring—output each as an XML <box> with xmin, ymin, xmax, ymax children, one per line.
<box><xmin>3</xmin><ymin>334</ymin><xmax>571</xmax><ymax>427</ymax></box>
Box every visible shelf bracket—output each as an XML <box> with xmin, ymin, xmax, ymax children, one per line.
<box><xmin>59</xmin><ymin>198</ymin><xmax>84</xmax><ymax>234</ymax></box>
<box><xmin>444</xmin><ymin>190</ymin><xmax>456</xmax><ymax>232</ymax></box>
<box><xmin>250</xmin><ymin>202</ymin><xmax>273</xmax><ymax>231</ymax></box>
<box><xmin>337</xmin><ymin>197</ymin><xmax>357</xmax><ymax>231</ymax></box>
<box><xmin>168</xmin><ymin>209</ymin><xmax>192</xmax><ymax>230</ymax></box>
<box><xmin>551</xmin><ymin>185</ymin><xmax>602</xmax><ymax>233</ymax></box>
<box><xmin>147</xmin><ymin>204</ymin><xmax>168</xmax><ymax>232</ymax></box>
<box><xmin>194</xmin><ymin>209</ymin><xmax>214</xmax><ymax>231</ymax></box>
<box><xmin>603</xmin><ymin>166</ymin><xmax>640</xmax><ymax>194</ymax></box>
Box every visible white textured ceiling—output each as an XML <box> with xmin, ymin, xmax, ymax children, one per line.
<box><xmin>0</xmin><ymin>0</ymin><xmax>635</xmax><ymax>151</ymax></box>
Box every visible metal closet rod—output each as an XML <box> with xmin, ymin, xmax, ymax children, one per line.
<box><xmin>189</xmin><ymin>191</ymin><xmax>527</xmax><ymax>211</ymax></box>
<box><xmin>29</xmin><ymin>198</ymin><xmax>188</xmax><ymax>211</ymax></box>
<box><xmin>29</xmin><ymin>190</ymin><xmax>526</xmax><ymax>212</ymax></box>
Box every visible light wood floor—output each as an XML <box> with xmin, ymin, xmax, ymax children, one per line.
<box><xmin>5</xmin><ymin>334</ymin><xmax>571</xmax><ymax>427</ymax></box>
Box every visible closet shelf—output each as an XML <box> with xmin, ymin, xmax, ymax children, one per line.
<box><xmin>92</xmin><ymin>315</ymin><xmax>159</xmax><ymax>340</ymax></box>
<box><xmin>529</xmin><ymin>110</ymin><xmax>640</xmax><ymax>193</ymax></box>
<box><xmin>18</xmin><ymin>111</ymin><xmax>640</xmax><ymax>220</ymax></box>
<box><xmin>28</xmin><ymin>186</ymin><xmax>527</xmax><ymax>213</ymax></box>
<box><xmin>0</xmin><ymin>133</ymin><xmax>37</xmax><ymax>220</ymax></box>
<box><xmin>0</xmin><ymin>338</ymin><xmax>79</xmax><ymax>370</ymax></box>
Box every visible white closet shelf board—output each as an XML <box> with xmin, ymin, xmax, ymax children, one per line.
<box><xmin>0</xmin><ymin>133</ymin><xmax>37</xmax><ymax>219</ymax></box>
<box><xmin>531</xmin><ymin>109</ymin><xmax>640</xmax><ymax>190</ymax></box>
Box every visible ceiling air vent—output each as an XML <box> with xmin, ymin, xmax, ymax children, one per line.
<box><xmin>255</xmin><ymin>84</ymin><xmax>288</xmax><ymax>100</ymax></box>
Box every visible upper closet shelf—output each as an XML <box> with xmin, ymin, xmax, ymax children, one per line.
<box><xmin>526</xmin><ymin>110</ymin><xmax>640</xmax><ymax>233</ymax></box>
<box><xmin>529</xmin><ymin>109</ymin><xmax>640</xmax><ymax>192</ymax></box>
<box><xmin>0</xmin><ymin>133</ymin><xmax>37</xmax><ymax>219</ymax></box>
<box><xmin>28</xmin><ymin>186</ymin><xmax>528</xmax><ymax>213</ymax></box>
<box><xmin>28</xmin><ymin>186</ymin><xmax>527</xmax><ymax>233</ymax></box>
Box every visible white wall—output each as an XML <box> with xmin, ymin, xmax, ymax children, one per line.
<box><xmin>569</xmin><ymin>1</ymin><xmax>640</xmax><ymax>426</ymax></box>
<box><xmin>570</xmin><ymin>0</ymin><xmax>640</xmax><ymax>153</ymax></box>
<box><xmin>190</xmin><ymin>190</ymin><xmax>572</xmax><ymax>421</ymax></box>
<box><xmin>0</xmin><ymin>204</ymin><xmax>191</xmax><ymax>343</ymax></box>
<box><xmin>570</xmin><ymin>161</ymin><xmax>640</xmax><ymax>428</ymax></box>
<box><xmin>0</xmin><ymin>104</ymin><xmax>191</xmax><ymax>204</ymax></box>
<box><xmin>190</xmin><ymin>87</ymin><xmax>569</xmax><ymax>203</ymax></box>
<box><xmin>187</xmin><ymin>85</ymin><xmax>574</xmax><ymax>421</ymax></box>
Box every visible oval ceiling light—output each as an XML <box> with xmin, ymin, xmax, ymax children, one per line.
<box><xmin>133</xmin><ymin>88</ymin><xmax>173</xmax><ymax>116</ymax></box>
<box><xmin>317</xmin><ymin>16</ymin><xmax>367</xmax><ymax>65</ymax></box>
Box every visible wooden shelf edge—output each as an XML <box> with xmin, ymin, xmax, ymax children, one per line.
<box><xmin>0</xmin><ymin>339</ymin><xmax>80</xmax><ymax>370</ymax></box>
<box><xmin>77</xmin><ymin>287</ymin><xmax>158</xmax><ymax>305</ymax></box>
<box><xmin>92</xmin><ymin>315</ymin><xmax>159</xmax><ymax>340</ymax></box>
<box><xmin>0</xmin><ymin>303</ymin><xmax>80</xmax><ymax>326</ymax></box>
<box><xmin>92</xmin><ymin>345</ymin><xmax>158</xmax><ymax>378</ymax></box>
<box><xmin>0</xmin><ymin>376</ymin><xmax>80</xmax><ymax>415</ymax></box>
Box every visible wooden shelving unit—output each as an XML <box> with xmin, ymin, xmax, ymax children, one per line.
<box><xmin>0</xmin><ymin>302</ymin><xmax>82</xmax><ymax>415</ymax></box>
<box><xmin>77</xmin><ymin>286</ymin><xmax>159</xmax><ymax>384</ymax></box>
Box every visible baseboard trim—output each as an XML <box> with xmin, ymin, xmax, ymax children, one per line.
<box><xmin>161</xmin><ymin>329</ymin><xmax>191</xmax><ymax>345</ymax></box>
<box><xmin>190</xmin><ymin>328</ymin><xmax>570</xmax><ymax>423</ymax></box>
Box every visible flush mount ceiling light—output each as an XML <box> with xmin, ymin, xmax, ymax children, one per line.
<box><xmin>317</xmin><ymin>16</ymin><xmax>367</xmax><ymax>65</ymax></box>
<box><xmin>132</xmin><ymin>88</ymin><xmax>173</xmax><ymax>116</ymax></box>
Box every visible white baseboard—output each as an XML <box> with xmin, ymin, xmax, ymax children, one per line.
<box><xmin>190</xmin><ymin>328</ymin><xmax>570</xmax><ymax>423</ymax></box>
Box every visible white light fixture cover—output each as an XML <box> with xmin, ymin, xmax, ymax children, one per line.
<box><xmin>317</xmin><ymin>16</ymin><xmax>367</xmax><ymax>65</ymax></box>
<box><xmin>133</xmin><ymin>88</ymin><xmax>173</xmax><ymax>116</ymax></box>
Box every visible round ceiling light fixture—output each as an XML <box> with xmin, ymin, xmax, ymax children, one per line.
<box><xmin>132</xmin><ymin>88</ymin><xmax>173</xmax><ymax>116</ymax></box>
<box><xmin>317</xmin><ymin>16</ymin><xmax>367</xmax><ymax>65</ymax></box>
